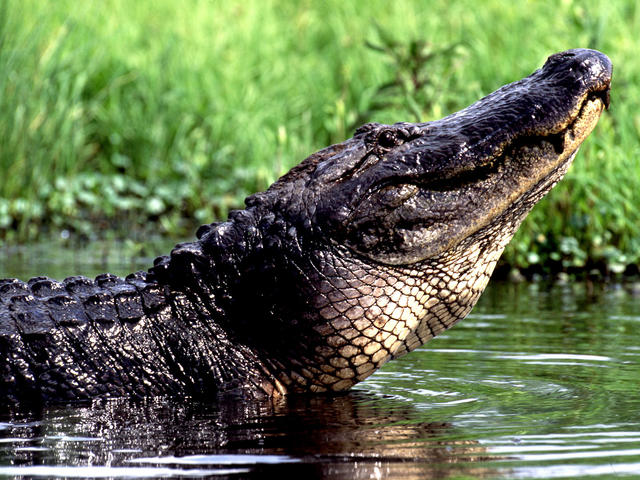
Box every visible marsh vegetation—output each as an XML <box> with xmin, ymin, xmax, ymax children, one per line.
<box><xmin>1</xmin><ymin>0</ymin><xmax>638</xmax><ymax>277</ymax></box>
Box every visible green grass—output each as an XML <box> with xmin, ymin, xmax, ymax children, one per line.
<box><xmin>1</xmin><ymin>0</ymin><xmax>639</xmax><ymax>275</ymax></box>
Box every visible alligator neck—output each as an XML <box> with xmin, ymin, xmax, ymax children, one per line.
<box><xmin>146</xmin><ymin>209</ymin><xmax>291</xmax><ymax>396</ymax></box>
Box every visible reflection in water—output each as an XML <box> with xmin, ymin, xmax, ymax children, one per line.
<box><xmin>2</xmin><ymin>276</ymin><xmax>640</xmax><ymax>478</ymax></box>
<box><xmin>1</xmin><ymin>392</ymin><xmax>494</xmax><ymax>479</ymax></box>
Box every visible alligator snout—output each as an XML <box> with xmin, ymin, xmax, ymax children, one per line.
<box><xmin>543</xmin><ymin>48</ymin><xmax>612</xmax><ymax>104</ymax></box>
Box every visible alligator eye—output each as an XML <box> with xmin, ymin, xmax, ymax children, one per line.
<box><xmin>377</xmin><ymin>130</ymin><xmax>398</xmax><ymax>149</ymax></box>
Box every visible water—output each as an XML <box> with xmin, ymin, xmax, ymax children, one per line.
<box><xmin>1</xmin><ymin>246</ymin><xmax>640</xmax><ymax>478</ymax></box>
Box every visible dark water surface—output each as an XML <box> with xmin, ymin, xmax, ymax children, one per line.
<box><xmin>1</xmin><ymin>246</ymin><xmax>640</xmax><ymax>478</ymax></box>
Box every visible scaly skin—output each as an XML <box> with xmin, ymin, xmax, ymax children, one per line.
<box><xmin>0</xmin><ymin>49</ymin><xmax>611</xmax><ymax>404</ymax></box>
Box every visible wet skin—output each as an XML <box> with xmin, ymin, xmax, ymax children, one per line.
<box><xmin>0</xmin><ymin>49</ymin><xmax>612</xmax><ymax>404</ymax></box>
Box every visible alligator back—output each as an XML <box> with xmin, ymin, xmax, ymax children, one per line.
<box><xmin>0</xmin><ymin>272</ymin><xmax>215</xmax><ymax>403</ymax></box>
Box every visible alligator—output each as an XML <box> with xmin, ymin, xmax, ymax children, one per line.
<box><xmin>0</xmin><ymin>49</ymin><xmax>611</xmax><ymax>404</ymax></box>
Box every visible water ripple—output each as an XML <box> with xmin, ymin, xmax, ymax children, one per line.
<box><xmin>127</xmin><ymin>454</ymin><xmax>301</xmax><ymax>465</ymax></box>
<box><xmin>0</xmin><ymin>465</ymin><xmax>249</xmax><ymax>478</ymax></box>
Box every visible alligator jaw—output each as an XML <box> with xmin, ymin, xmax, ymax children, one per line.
<box><xmin>562</xmin><ymin>89</ymin><xmax>609</xmax><ymax>152</ymax></box>
<box><xmin>497</xmin><ymin>81</ymin><xmax>608</xmax><ymax>209</ymax></box>
<box><xmin>383</xmin><ymin>90</ymin><xmax>608</xmax><ymax>196</ymax></box>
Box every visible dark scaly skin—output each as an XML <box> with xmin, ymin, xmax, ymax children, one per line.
<box><xmin>0</xmin><ymin>49</ymin><xmax>612</xmax><ymax>404</ymax></box>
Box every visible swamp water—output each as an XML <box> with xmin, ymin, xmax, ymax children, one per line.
<box><xmin>1</xmin><ymin>245</ymin><xmax>640</xmax><ymax>479</ymax></box>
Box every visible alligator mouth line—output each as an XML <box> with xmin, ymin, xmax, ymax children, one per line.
<box><xmin>374</xmin><ymin>87</ymin><xmax>610</xmax><ymax>195</ymax></box>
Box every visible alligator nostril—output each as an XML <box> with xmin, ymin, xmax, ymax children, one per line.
<box><xmin>546</xmin><ymin>51</ymin><xmax>576</xmax><ymax>64</ymax></box>
<box><xmin>557</xmin><ymin>52</ymin><xmax>576</xmax><ymax>60</ymax></box>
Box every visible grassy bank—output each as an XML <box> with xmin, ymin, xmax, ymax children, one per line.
<box><xmin>1</xmin><ymin>0</ymin><xmax>639</xmax><ymax>276</ymax></box>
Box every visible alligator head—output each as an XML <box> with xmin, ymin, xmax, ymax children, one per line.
<box><xmin>292</xmin><ymin>49</ymin><xmax>610</xmax><ymax>265</ymax></box>
<box><xmin>180</xmin><ymin>49</ymin><xmax>611</xmax><ymax>395</ymax></box>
